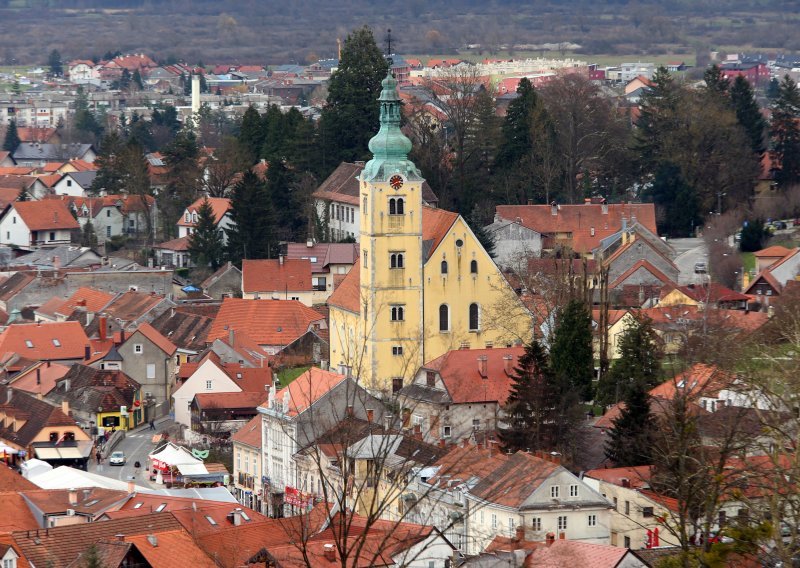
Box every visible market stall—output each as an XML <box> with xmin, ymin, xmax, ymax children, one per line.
<box><xmin>147</xmin><ymin>442</ymin><xmax>203</xmax><ymax>486</ymax></box>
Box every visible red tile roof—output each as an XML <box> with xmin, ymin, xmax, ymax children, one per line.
<box><xmin>8</xmin><ymin>361</ymin><xmax>70</xmax><ymax>395</ymax></box>
<box><xmin>0</xmin><ymin>321</ymin><xmax>89</xmax><ymax>361</ymax></box>
<box><xmin>194</xmin><ymin>391</ymin><xmax>266</xmax><ymax>410</ymax></box>
<box><xmin>126</xmin><ymin>530</ymin><xmax>217</xmax><ymax>567</ymax></box>
<box><xmin>528</xmin><ymin>540</ymin><xmax>630</xmax><ymax>567</ymax></box>
<box><xmin>497</xmin><ymin>202</ymin><xmax>657</xmax><ymax>253</ymax></box>
<box><xmin>744</xmin><ymin>269</ymin><xmax>782</xmax><ymax>295</ymax></box>
<box><xmin>10</xmin><ymin>200</ymin><xmax>80</xmax><ymax>231</ymax></box>
<box><xmin>312</xmin><ymin>162</ymin><xmax>438</xmax><ymax>207</ymax></box>
<box><xmin>230</xmin><ymin>414</ymin><xmax>262</xmax><ymax>447</ymax></box>
<box><xmin>16</xmin><ymin>127</ymin><xmax>57</xmax><ymax>143</ymax></box>
<box><xmin>56</xmin><ymin>286</ymin><xmax>114</xmax><ymax>318</ymax></box>
<box><xmin>241</xmin><ymin>258</ymin><xmax>312</xmax><ymax>293</ymax></box>
<box><xmin>133</xmin><ymin>322</ymin><xmax>177</xmax><ymax>356</ymax></box>
<box><xmin>154</xmin><ymin>235</ymin><xmax>190</xmax><ymax>251</ymax></box>
<box><xmin>0</xmin><ymin>465</ymin><xmax>39</xmax><ymax>492</ymax></box>
<box><xmin>754</xmin><ymin>245</ymin><xmax>792</xmax><ymax>258</ymax></box>
<box><xmin>584</xmin><ymin>465</ymin><xmax>652</xmax><ymax>489</ymax></box>
<box><xmin>208</xmin><ymin>298</ymin><xmax>324</xmax><ymax>347</ymax></box>
<box><xmin>176</xmin><ymin>197</ymin><xmax>231</xmax><ymax>227</ymax></box>
<box><xmin>469</xmin><ymin>451</ymin><xmax>561</xmax><ymax>508</ymax></box>
<box><xmin>0</xmin><ymin>492</ymin><xmax>39</xmax><ymax>534</ymax></box>
<box><xmin>265</xmin><ymin>367</ymin><xmax>347</xmax><ymax>417</ymax></box>
<box><xmin>666</xmin><ymin>283</ymin><xmax>750</xmax><ymax>303</ymax></box>
<box><xmin>327</xmin><ymin>262</ymin><xmax>360</xmax><ymax>313</ymax></box>
<box><xmin>423</xmin><ymin>346</ymin><xmax>525</xmax><ymax>404</ymax></box>
<box><xmin>422</xmin><ymin>205</ymin><xmax>458</xmax><ymax>258</ymax></box>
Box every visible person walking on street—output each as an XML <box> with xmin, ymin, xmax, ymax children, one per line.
<box><xmin>149</xmin><ymin>419</ymin><xmax>155</xmax><ymax>431</ymax></box>
<box><xmin>134</xmin><ymin>460</ymin><xmax>141</xmax><ymax>477</ymax></box>
<box><xmin>95</xmin><ymin>450</ymin><xmax>101</xmax><ymax>465</ymax></box>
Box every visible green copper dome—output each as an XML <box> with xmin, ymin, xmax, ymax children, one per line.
<box><xmin>361</xmin><ymin>72</ymin><xmax>422</xmax><ymax>182</ymax></box>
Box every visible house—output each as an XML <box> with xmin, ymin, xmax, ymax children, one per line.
<box><xmin>47</xmin><ymin>286</ymin><xmax>114</xmax><ymax>322</ymax></box>
<box><xmin>659</xmin><ymin>283</ymin><xmax>750</xmax><ymax>310</ymax></box>
<box><xmin>0</xmin><ymin>200</ymin><xmax>80</xmax><ymax>249</ymax></box>
<box><xmin>11</xmin><ymin>245</ymin><xmax>102</xmax><ymax>270</ymax></box>
<box><xmin>204</xmin><ymin>327</ymin><xmax>271</xmax><ymax>369</ymax></box>
<box><xmin>88</xmin><ymin>290</ymin><xmax>175</xmax><ymax>332</ymax></box>
<box><xmin>312</xmin><ymin>161</ymin><xmax>439</xmax><ymax>243</ymax></box>
<box><xmin>207</xmin><ymin>298</ymin><xmax>327</xmax><ymax>358</ymax></box>
<box><xmin>51</xmin><ymin>171</ymin><xmax>97</xmax><ymax>196</ymax></box>
<box><xmin>112</xmin><ymin>322</ymin><xmax>177</xmax><ymax>414</ymax></box>
<box><xmin>11</xmin><ymin>143</ymin><xmax>96</xmax><ymax>168</ymax></box>
<box><xmin>596</xmin><ymin>222</ymin><xmax>678</xmax><ymax>288</ymax></box>
<box><xmin>200</xmin><ymin>261</ymin><xmax>242</xmax><ymax>299</ymax></box>
<box><xmin>258</xmin><ymin>367</ymin><xmax>384</xmax><ymax>517</ymax></box>
<box><xmin>284</xmin><ymin>241</ymin><xmax>358</xmax><ymax>302</ymax></box>
<box><xmin>67</xmin><ymin>59</ymin><xmax>99</xmax><ymax>81</ymax></box>
<box><xmin>745</xmin><ymin>248</ymin><xmax>800</xmax><ymax>305</ymax></box>
<box><xmin>6</xmin><ymin>360</ymin><xmax>70</xmax><ymax>396</ymax></box>
<box><xmin>66</xmin><ymin>196</ymin><xmax>125</xmax><ymax>243</ymax></box>
<box><xmin>16</xmin><ymin>126</ymin><xmax>61</xmax><ymax>145</ymax></box>
<box><xmin>49</xmin><ymin>364</ymin><xmax>144</xmax><ymax>432</ymax></box>
<box><xmin>397</xmin><ymin>346</ymin><xmax>525</xmax><ymax>444</ymax></box>
<box><xmin>483</xmin><ymin>216</ymin><xmax>543</xmax><ymax>268</ymax></box>
<box><xmin>592</xmin><ymin>308</ymin><xmax>637</xmax><ymax>360</ymax></box>
<box><xmin>0</xmin><ymin>386</ymin><xmax>92</xmax><ymax>469</ymax></box>
<box><xmin>231</xmin><ymin>415</ymin><xmax>263</xmax><ymax>513</ymax></box>
<box><xmin>190</xmin><ymin>391</ymin><xmax>265</xmax><ymax>441</ymax></box>
<box><xmin>0</xmin><ymin>321</ymin><xmax>90</xmax><ymax>364</ymax></box>
<box><xmin>407</xmin><ymin>444</ymin><xmax>613</xmax><ymax>554</ymax></box>
<box><xmin>177</xmin><ymin>197</ymin><xmax>233</xmax><ymax>241</ymax></box>
<box><xmin>719</xmin><ymin>62</ymin><xmax>769</xmax><ymax>85</ymax></box>
<box><xmin>583</xmin><ymin>466</ymin><xmax>677</xmax><ymax>549</ymax></box>
<box><xmin>241</xmin><ymin>258</ymin><xmax>314</xmax><ymax>305</ymax></box>
<box><xmin>327</xmin><ymin>76</ymin><xmax>530</xmax><ymax>393</ymax></box>
<box><xmin>148</xmin><ymin>307</ymin><xmax>214</xmax><ymax>362</ymax></box>
<box><xmin>154</xmin><ymin>236</ymin><xmax>192</xmax><ymax>269</ymax></box>
<box><xmin>495</xmin><ymin>200</ymin><xmax>658</xmax><ymax>258</ymax></box>
<box><xmin>172</xmin><ymin>352</ymin><xmax>271</xmax><ymax>430</ymax></box>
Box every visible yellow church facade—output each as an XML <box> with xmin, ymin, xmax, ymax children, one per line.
<box><xmin>327</xmin><ymin>73</ymin><xmax>531</xmax><ymax>392</ymax></box>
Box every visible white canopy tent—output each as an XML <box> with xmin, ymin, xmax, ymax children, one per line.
<box><xmin>148</xmin><ymin>442</ymin><xmax>202</xmax><ymax>467</ymax></box>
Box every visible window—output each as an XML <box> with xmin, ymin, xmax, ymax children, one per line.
<box><xmin>719</xmin><ymin>510</ymin><xmax>727</xmax><ymax>526</ymax></box>
<box><xmin>392</xmin><ymin>345</ymin><xmax>403</xmax><ymax>356</ymax></box>
<box><xmin>438</xmin><ymin>304</ymin><xmax>449</xmax><ymax>332</ymax></box>
<box><xmin>134</xmin><ymin>344</ymin><xmax>143</xmax><ymax>354</ymax></box>
<box><xmin>531</xmin><ymin>517</ymin><xmax>541</xmax><ymax>531</ymax></box>
<box><xmin>442</xmin><ymin>425</ymin><xmax>451</xmax><ymax>438</ymax></box>
<box><xmin>192</xmin><ymin>212</ymin><xmax>198</xmax><ymax>223</ymax></box>
<box><xmin>491</xmin><ymin>514</ymin><xmax>497</xmax><ymax>529</ymax></box>
<box><xmin>49</xmin><ymin>232</ymin><xmax>55</xmax><ymax>241</ymax></box>
<box><xmin>551</xmin><ymin>486</ymin><xmax>560</xmax><ymax>498</ymax></box>
<box><xmin>624</xmin><ymin>536</ymin><xmax>631</xmax><ymax>548</ymax></box>
<box><xmin>624</xmin><ymin>501</ymin><xmax>630</xmax><ymax>515</ymax></box>
<box><xmin>25</xmin><ymin>340</ymin><xmax>33</xmax><ymax>348</ymax></box>
<box><xmin>106</xmin><ymin>226</ymin><xmax>111</xmax><ymax>237</ymax></box>
<box><xmin>440</xmin><ymin>260</ymin><xmax>448</xmax><ymax>275</ymax></box>
<box><xmin>146</xmin><ymin>364</ymin><xmax>156</xmax><ymax>379</ymax></box>
<box><xmin>388</xmin><ymin>197</ymin><xmax>405</xmax><ymax>215</ymax></box>
<box><xmin>470</xmin><ymin>260</ymin><xmax>478</xmax><ymax>274</ymax></box>
<box><xmin>613</xmin><ymin>497</ymin><xmax>618</xmax><ymax>511</ymax></box>
<box><xmin>558</xmin><ymin>516</ymin><xmax>567</xmax><ymax>531</ymax></box>
<box><xmin>12</xmin><ymin>216</ymin><xmax>15</xmax><ymax>224</ymax></box>
<box><xmin>52</xmin><ymin>339</ymin><xmax>61</xmax><ymax>347</ymax></box>
<box><xmin>508</xmin><ymin>517</ymin><xmax>515</xmax><ymax>532</ymax></box>
<box><xmin>107</xmin><ymin>209</ymin><xmax>111</xmax><ymax>217</ymax></box>
<box><xmin>155</xmin><ymin>503</ymin><xmax>167</xmax><ymax>512</ymax></box>
<box><xmin>426</xmin><ymin>371</ymin><xmax>437</xmax><ymax>386</ymax></box>
<box><xmin>363</xmin><ymin>252</ymin><xmax>368</xmax><ymax>268</ymax></box>
<box><xmin>390</xmin><ymin>305</ymin><xmax>405</xmax><ymax>321</ymax></box>
<box><xmin>390</xmin><ymin>252</ymin><xmax>404</xmax><ymax>269</ymax></box>
<box><xmin>469</xmin><ymin>303</ymin><xmax>480</xmax><ymax>331</ymax></box>
<box><xmin>569</xmin><ymin>484</ymin><xmax>579</xmax><ymax>498</ymax></box>
<box><xmin>642</xmin><ymin>507</ymin><xmax>654</xmax><ymax>518</ymax></box>
<box><xmin>206</xmin><ymin>380</ymin><xmax>213</xmax><ymax>390</ymax></box>
<box><xmin>392</xmin><ymin>377</ymin><xmax>403</xmax><ymax>392</ymax></box>
<box><xmin>588</xmin><ymin>514</ymin><xmax>597</xmax><ymax>527</ymax></box>
<box><xmin>184</xmin><ymin>212</ymin><xmax>190</xmax><ymax>222</ymax></box>
<box><xmin>363</xmin><ymin>196</ymin><xmax>367</xmax><ymax>212</ymax></box>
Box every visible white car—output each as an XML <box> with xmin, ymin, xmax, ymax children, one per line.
<box><xmin>109</xmin><ymin>451</ymin><xmax>126</xmax><ymax>466</ymax></box>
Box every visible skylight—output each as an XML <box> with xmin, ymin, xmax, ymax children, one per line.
<box><xmin>52</xmin><ymin>339</ymin><xmax>61</xmax><ymax>347</ymax></box>
<box><xmin>240</xmin><ymin>511</ymin><xmax>250</xmax><ymax>521</ymax></box>
<box><xmin>133</xmin><ymin>503</ymin><xmax>143</xmax><ymax>509</ymax></box>
<box><xmin>155</xmin><ymin>503</ymin><xmax>167</xmax><ymax>512</ymax></box>
<box><xmin>205</xmin><ymin>516</ymin><xmax>217</xmax><ymax>525</ymax></box>
<box><xmin>25</xmin><ymin>340</ymin><xmax>34</xmax><ymax>348</ymax></box>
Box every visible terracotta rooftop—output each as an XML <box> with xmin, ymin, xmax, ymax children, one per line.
<box><xmin>126</xmin><ymin>530</ymin><xmax>217</xmax><ymax>567</ymax></box>
<box><xmin>55</xmin><ymin>287</ymin><xmax>114</xmax><ymax>318</ymax></box>
<box><xmin>207</xmin><ymin>298</ymin><xmax>324</xmax><ymax>347</ymax></box>
<box><xmin>194</xmin><ymin>391</ymin><xmax>266</xmax><ymax>410</ymax></box>
<box><xmin>177</xmin><ymin>197</ymin><xmax>231</xmax><ymax>227</ymax></box>
<box><xmin>528</xmin><ymin>539</ymin><xmax>630</xmax><ymax>567</ymax></box>
<box><xmin>285</xmin><ymin>242</ymin><xmax>359</xmax><ymax>273</ymax></box>
<box><xmin>10</xmin><ymin>200</ymin><xmax>80</xmax><ymax>231</ymax></box>
<box><xmin>584</xmin><ymin>465</ymin><xmax>652</xmax><ymax>489</ymax></box>
<box><xmin>98</xmin><ymin>291</ymin><xmax>167</xmax><ymax>324</ymax></box>
<box><xmin>241</xmin><ymin>258</ymin><xmax>312</xmax><ymax>293</ymax></box>
<box><xmin>327</xmin><ymin>262</ymin><xmax>361</xmax><ymax>313</ymax></box>
<box><xmin>21</xmin><ymin>488</ymin><xmax>127</xmax><ymax>517</ymax></box>
<box><xmin>133</xmin><ymin>322</ymin><xmax>177</xmax><ymax>356</ymax></box>
<box><xmin>666</xmin><ymin>283</ymin><xmax>750</xmax><ymax>303</ymax></box>
<box><xmin>148</xmin><ymin>309</ymin><xmax>213</xmax><ymax>353</ymax></box>
<box><xmin>230</xmin><ymin>414</ymin><xmax>262</xmax><ymax>448</ymax></box>
<box><xmin>754</xmin><ymin>245</ymin><xmax>792</xmax><ymax>258</ymax></box>
<box><xmin>0</xmin><ymin>321</ymin><xmax>90</xmax><ymax>361</ymax></box>
<box><xmin>263</xmin><ymin>367</ymin><xmax>348</xmax><ymax>417</ymax></box>
<box><xmin>422</xmin><ymin>205</ymin><xmax>459</xmax><ymax>259</ymax></box>
<box><xmin>0</xmin><ymin>492</ymin><xmax>39</xmax><ymax>534</ymax></box>
<box><xmin>8</xmin><ymin>361</ymin><xmax>70</xmax><ymax>396</ymax></box>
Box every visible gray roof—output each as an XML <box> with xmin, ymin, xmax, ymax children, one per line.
<box><xmin>13</xmin><ymin>143</ymin><xmax>94</xmax><ymax>161</ymax></box>
<box><xmin>10</xmin><ymin>245</ymin><xmax>101</xmax><ymax>268</ymax></box>
<box><xmin>65</xmin><ymin>170</ymin><xmax>97</xmax><ymax>188</ymax></box>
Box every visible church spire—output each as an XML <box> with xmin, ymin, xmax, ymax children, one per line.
<box><xmin>361</xmin><ymin>72</ymin><xmax>421</xmax><ymax>182</ymax></box>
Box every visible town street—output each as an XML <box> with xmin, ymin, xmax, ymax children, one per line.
<box><xmin>669</xmin><ymin>237</ymin><xmax>709</xmax><ymax>285</ymax></box>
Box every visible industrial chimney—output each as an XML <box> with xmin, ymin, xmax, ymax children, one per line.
<box><xmin>191</xmin><ymin>74</ymin><xmax>201</xmax><ymax>115</ymax></box>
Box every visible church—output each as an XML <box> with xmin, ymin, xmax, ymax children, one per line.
<box><xmin>327</xmin><ymin>72</ymin><xmax>532</xmax><ymax>392</ymax></box>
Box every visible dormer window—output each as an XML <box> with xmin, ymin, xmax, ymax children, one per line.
<box><xmin>184</xmin><ymin>212</ymin><xmax>190</xmax><ymax>223</ymax></box>
<box><xmin>192</xmin><ymin>212</ymin><xmax>198</xmax><ymax>223</ymax></box>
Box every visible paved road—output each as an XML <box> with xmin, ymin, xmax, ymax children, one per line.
<box><xmin>669</xmin><ymin>237</ymin><xmax>709</xmax><ymax>285</ymax></box>
<box><xmin>89</xmin><ymin>418</ymin><xmax>175</xmax><ymax>489</ymax></box>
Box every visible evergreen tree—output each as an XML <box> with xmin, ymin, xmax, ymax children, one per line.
<box><xmin>730</xmin><ymin>75</ymin><xmax>766</xmax><ymax>155</ymax></box>
<box><xmin>646</xmin><ymin>162</ymin><xmax>700</xmax><ymax>238</ymax></box>
<box><xmin>604</xmin><ymin>381</ymin><xmax>656</xmax><ymax>466</ymax></box>
<box><xmin>499</xmin><ymin>341</ymin><xmax>558</xmax><ymax>452</ymax></box>
<box><xmin>48</xmin><ymin>49</ymin><xmax>63</xmax><ymax>76</ymax></box>
<box><xmin>2</xmin><ymin>119</ymin><xmax>20</xmax><ymax>152</ymax></box>
<box><xmin>238</xmin><ymin>105</ymin><xmax>265</xmax><ymax>163</ymax></box>
<box><xmin>81</xmin><ymin>220</ymin><xmax>98</xmax><ymax>248</ymax></box>
<box><xmin>702</xmin><ymin>64</ymin><xmax>730</xmax><ymax>102</ymax></box>
<box><xmin>549</xmin><ymin>299</ymin><xmax>594</xmax><ymax>401</ymax></box>
<box><xmin>226</xmin><ymin>170</ymin><xmax>275</xmax><ymax>263</ymax></box>
<box><xmin>187</xmin><ymin>198</ymin><xmax>225</xmax><ymax>270</ymax></box>
<box><xmin>73</xmin><ymin>86</ymin><xmax>102</xmax><ymax>142</ymax></box>
<box><xmin>132</xmin><ymin>69</ymin><xmax>144</xmax><ymax>90</ymax></box>
<box><xmin>466</xmin><ymin>210</ymin><xmax>495</xmax><ymax>258</ymax></box>
<box><xmin>90</xmin><ymin>131</ymin><xmax>126</xmax><ymax>194</ymax></box>
<box><xmin>635</xmin><ymin>66</ymin><xmax>681</xmax><ymax>174</ymax></box>
<box><xmin>262</xmin><ymin>104</ymin><xmax>288</xmax><ymax>160</ymax></box>
<box><xmin>319</xmin><ymin>26</ymin><xmax>388</xmax><ymax>173</ymax></box>
<box><xmin>265</xmin><ymin>159</ymin><xmax>301</xmax><ymax>243</ymax></box>
<box><xmin>770</xmin><ymin>75</ymin><xmax>800</xmax><ymax>188</ymax></box>
<box><xmin>596</xmin><ymin>316</ymin><xmax>662</xmax><ymax>406</ymax></box>
<box><xmin>767</xmin><ymin>77</ymin><xmax>781</xmax><ymax>100</ymax></box>
<box><xmin>496</xmin><ymin>77</ymin><xmax>540</xmax><ymax>167</ymax></box>
<box><xmin>161</xmin><ymin>130</ymin><xmax>201</xmax><ymax>236</ymax></box>
<box><xmin>739</xmin><ymin>218</ymin><xmax>767</xmax><ymax>252</ymax></box>
<box><xmin>17</xmin><ymin>186</ymin><xmax>29</xmax><ymax>201</ymax></box>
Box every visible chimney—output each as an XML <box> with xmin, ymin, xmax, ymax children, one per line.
<box><xmin>61</xmin><ymin>400</ymin><xmax>70</xmax><ymax>416</ymax></box>
<box><xmin>516</xmin><ymin>525</ymin><xmax>525</xmax><ymax>542</ymax></box>
<box><xmin>323</xmin><ymin>544</ymin><xmax>336</xmax><ymax>562</ymax></box>
<box><xmin>503</xmin><ymin>355</ymin><xmax>514</xmax><ymax>375</ymax></box>
<box><xmin>527</xmin><ymin>199</ymin><xmax>534</xmax><ymax>205</ymax></box>
<box><xmin>602</xmin><ymin>200</ymin><xmax>608</xmax><ymax>215</ymax></box>
<box><xmin>413</xmin><ymin>423</ymin><xmax>422</xmax><ymax>439</ymax></box>
<box><xmin>306</xmin><ymin>238</ymin><xmax>314</xmax><ymax>248</ymax></box>
<box><xmin>191</xmin><ymin>74</ymin><xmax>201</xmax><ymax>115</ymax></box>
<box><xmin>229</xmin><ymin>327</ymin><xmax>235</xmax><ymax>346</ymax></box>
<box><xmin>279</xmin><ymin>255</ymin><xmax>284</xmax><ymax>266</ymax></box>
<box><xmin>146</xmin><ymin>534</ymin><xmax>158</xmax><ymax>547</ymax></box>
<box><xmin>550</xmin><ymin>201</ymin><xmax>558</xmax><ymax>216</ymax></box>
<box><xmin>346</xmin><ymin>405</ymin><xmax>354</xmax><ymax>417</ymax></box>
<box><xmin>68</xmin><ymin>488</ymin><xmax>78</xmax><ymax>506</ymax></box>
<box><xmin>98</xmin><ymin>315</ymin><xmax>107</xmax><ymax>341</ymax></box>
<box><xmin>232</xmin><ymin>508</ymin><xmax>242</xmax><ymax>526</ymax></box>
<box><xmin>477</xmin><ymin>355</ymin><xmax>488</xmax><ymax>378</ymax></box>
<box><xmin>621</xmin><ymin>478</ymin><xmax>631</xmax><ymax>488</ymax></box>
<box><xmin>36</xmin><ymin>368</ymin><xmax>41</xmax><ymax>385</ymax></box>
<box><xmin>127</xmin><ymin>480</ymin><xmax>135</xmax><ymax>494</ymax></box>
<box><xmin>366</xmin><ymin>408</ymin><xmax>374</xmax><ymax>423</ymax></box>
<box><xmin>559</xmin><ymin>532</ymin><xmax>566</xmax><ymax>540</ymax></box>
<box><xmin>546</xmin><ymin>533</ymin><xmax>555</xmax><ymax>546</ymax></box>
<box><xmin>5</xmin><ymin>389</ymin><xmax>11</xmax><ymax>404</ymax></box>
<box><xmin>119</xmin><ymin>330</ymin><xmax>125</xmax><ymax>344</ymax></box>
<box><xmin>84</xmin><ymin>345</ymin><xmax>91</xmax><ymax>360</ymax></box>
<box><xmin>115</xmin><ymin>534</ymin><xmax>125</xmax><ymax>542</ymax></box>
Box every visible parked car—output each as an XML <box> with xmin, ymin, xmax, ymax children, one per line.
<box><xmin>694</xmin><ymin>262</ymin><xmax>707</xmax><ymax>274</ymax></box>
<box><xmin>109</xmin><ymin>451</ymin><xmax>126</xmax><ymax>466</ymax></box>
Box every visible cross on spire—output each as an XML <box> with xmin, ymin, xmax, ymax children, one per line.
<box><xmin>384</xmin><ymin>28</ymin><xmax>393</xmax><ymax>66</ymax></box>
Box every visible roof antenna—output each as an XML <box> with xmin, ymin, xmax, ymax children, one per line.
<box><xmin>384</xmin><ymin>28</ymin><xmax>393</xmax><ymax>67</ymax></box>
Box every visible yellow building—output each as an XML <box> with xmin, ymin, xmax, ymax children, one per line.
<box><xmin>328</xmin><ymin>73</ymin><xmax>531</xmax><ymax>392</ymax></box>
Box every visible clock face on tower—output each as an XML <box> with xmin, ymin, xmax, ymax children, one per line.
<box><xmin>389</xmin><ymin>175</ymin><xmax>404</xmax><ymax>190</ymax></box>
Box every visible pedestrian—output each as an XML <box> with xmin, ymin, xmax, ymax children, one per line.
<box><xmin>134</xmin><ymin>460</ymin><xmax>141</xmax><ymax>476</ymax></box>
<box><xmin>149</xmin><ymin>419</ymin><xmax>155</xmax><ymax>431</ymax></box>
<box><xmin>95</xmin><ymin>450</ymin><xmax>101</xmax><ymax>464</ymax></box>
